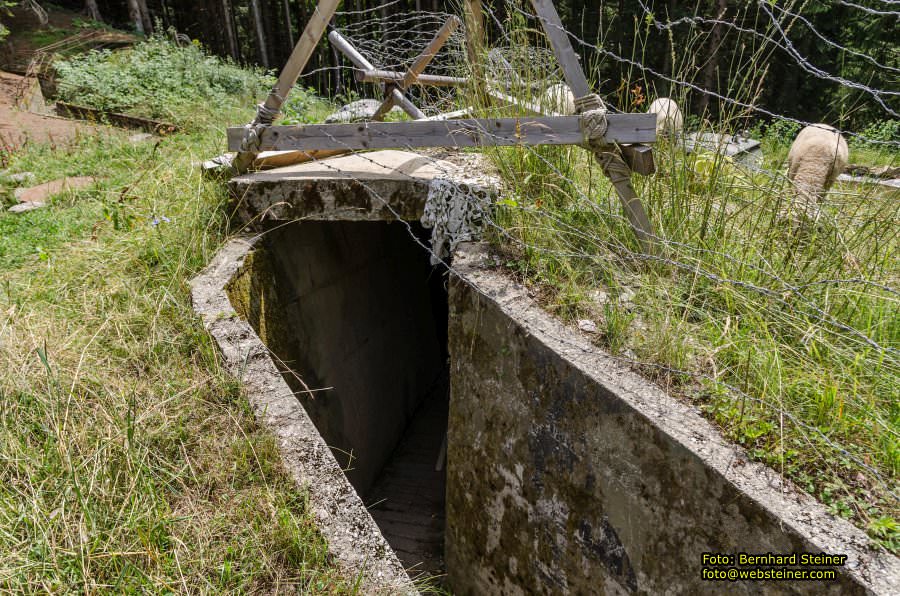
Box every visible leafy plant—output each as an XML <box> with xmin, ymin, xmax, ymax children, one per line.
<box><xmin>53</xmin><ymin>30</ymin><xmax>272</xmax><ymax>125</ymax></box>
<box><xmin>0</xmin><ymin>1</ymin><xmax>14</xmax><ymax>42</ymax></box>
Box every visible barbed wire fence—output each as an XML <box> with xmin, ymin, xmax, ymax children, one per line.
<box><xmin>266</xmin><ymin>0</ymin><xmax>899</xmax><ymax>543</ymax></box>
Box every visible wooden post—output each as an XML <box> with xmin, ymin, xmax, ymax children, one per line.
<box><xmin>371</xmin><ymin>16</ymin><xmax>460</xmax><ymax>121</ymax></box>
<box><xmin>232</xmin><ymin>0</ymin><xmax>341</xmax><ymax>174</ymax></box>
<box><xmin>530</xmin><ymin>0</ymin><xmax>657</xmax><ymax>252</ymax></box>
<box><xmin>529</xmin><ymin>0</ymin><xmax>591</xmax><ymax>98</ymax></box>
<box><xmin>328</xmin><ymin>30</ymin><xmax>425</xmax><ymax>120</ymax></box>
<box><xmin>356</xmin><ymin>70</ymin><xmax>467</xmax><ymax>87</ymax></box>
<box><xmin>464</xmin><ymin>0</ymin><xmax>486</xmax><ymax>103</ymax></box>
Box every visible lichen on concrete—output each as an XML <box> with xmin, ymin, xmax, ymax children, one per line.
<box><xmin>445</xmin><ymin>241</ymin><xmax>899</xmax><ymax>596</ymax></box>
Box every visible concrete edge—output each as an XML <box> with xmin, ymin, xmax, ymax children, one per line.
<box><xmin>450</xmin><ymin>242</ymin><xmax>899</xmax><ymax>595</ymax></box>
<box><xmin>190</xmin><ymin>237</ymin><xmax>417</xmax><ymax>595</ymax></box>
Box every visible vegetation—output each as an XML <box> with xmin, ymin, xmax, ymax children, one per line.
<box><xmin>0</xmin><ymin>38</ymin><xmax>348</xmax><ymax>591</ymax></box>
<box><xmin>36</xmin><ymin>1</ymin><xmax>898</xmax><ymax>130</ymax></box>
<box><xmin>54</xmin><ymin>30</ymin><xmax>272</xmax><ymax>125</ymax></box>
<box><xmin>481</xmin><ymin>29</ymin><xmax>898</xmax><ymax>554</ymax></box>
<box><xmin>0</xmin><ymin>1</ymin><xmax>14</xmax><ymax>42</ymax></box>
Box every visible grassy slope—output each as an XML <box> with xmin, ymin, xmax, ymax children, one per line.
<box><xmin>487</xmin><ymin>130</ymin><xmax>899</xmax><ymax>551</ymax></box>
<box><xmin>0</xmin><ymin>108</ymin><xmax>351</xmax><ymax>591</ymax></box>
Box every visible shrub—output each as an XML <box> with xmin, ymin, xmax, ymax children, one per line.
<box><xmin>53</xmin><ymin>31</ymin><xmax>273</xmax><ymax>124</ymax></box>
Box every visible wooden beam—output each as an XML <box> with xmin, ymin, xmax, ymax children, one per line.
<box><xmin>226</xmin><ymin>114</ymin><xmax>657</xmax><ymax>152</ymax></box>
<box><xmin>529</xmin><ymin>0</ymin><xmax>591</xmax><ymax>99</ymax></box>
<box><xmin>372</xmin><ymin>16</ymin><xmax>461</xmax><ymax>121</ymax></box>
<box><xmin>356</xmin><ymin>69</ymin><xmax>467</xmax><ymax>87</ymax></box>
<box><xmin>233</xmin><ymin>0</ymin><xmax>340</xmax><ymax>173</ymax></box>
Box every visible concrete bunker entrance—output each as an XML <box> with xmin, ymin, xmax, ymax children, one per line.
<box><xmin>245</xmin><ymin>219</ymin><xmax>450</xmax><ymax>578</ymax></box>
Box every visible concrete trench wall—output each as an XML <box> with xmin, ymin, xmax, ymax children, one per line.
<box><xmin>193</xmin><ymin>150</ymin><xmax>898</xmax><ymax>595</ymax></box>
<box><xmin>190</xmin><ymin>237</ymin><xmax>417</xmax><ymax>594</ymax></box>
<box><xmin>444</xmin><ymin>243</ymin><xmax>899</xmax><ymax>596</ymax></box>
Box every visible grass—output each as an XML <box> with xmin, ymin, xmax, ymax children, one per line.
<box><xmin>464</xmin><ymin>2</ymin><xmax>899</xmax><ymax>551</ymax></box>
<box><xmin>0</xmin><ymin>41</ymin><xmax>352</xmax><ymax>591</ymax></box>
<box><xmin>484</xmin><ymin>128</ymin><xmax>899</xmax><ymax>551</ymax></box>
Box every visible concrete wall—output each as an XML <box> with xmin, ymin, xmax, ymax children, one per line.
<box><xmin>192</xmin><ymin>238</ymin><xmax>416</xmax><ymax>594</ymax></box>
<box><xmin>256</xmin><ymin>221</ymin><xmax>445</xmax><ymax>494</ymax></box>
<box><xmin>445</xmin><ymin>243</ymin><xmax>898</xmax><ymax>596</ymax></box>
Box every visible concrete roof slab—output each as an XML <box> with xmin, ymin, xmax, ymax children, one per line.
<box><xmin>229</xmin><ymin>150</ymin><xmax>472</xmax><ymax>224</ymax></box>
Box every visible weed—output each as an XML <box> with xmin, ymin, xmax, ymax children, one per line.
<box><xmin>0</xmin><ymin>67</ymin><xmax>349</xmax><ymax>592</ymax></box>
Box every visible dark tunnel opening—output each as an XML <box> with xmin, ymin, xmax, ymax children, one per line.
<box><xmin>258</xmin><ymin>220</ymin><xmax>451</xmax><ymax>580</ymax></box>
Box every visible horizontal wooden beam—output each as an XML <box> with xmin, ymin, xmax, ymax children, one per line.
<box><xmin>356</xmin><ymin>68</ymin><xmax>467</xmax><ymax>87</ymax></box>
<box><xmin>227</xmin><ymin>114</ymin><xmax>656</xmax><ymax>152</ymax></box>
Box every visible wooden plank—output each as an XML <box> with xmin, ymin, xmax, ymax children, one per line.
<box><xmin>530</xmin><ymin>0</ymin><xmax>591</xmax><ymax>99</ymax></box>
<box><xmin>233</xmin><ymin>0</ymin><xmax>340</xmax><ymax>173</ymax></box>
<box><xmin>357</xmin><ymin>69</ymin><xmax>466</xmax><ymax>87</ymax></box>
<box><xmin>372</xmin><ymin>16</ymin><xmax>460</xmax><ymax>121</ymax></box>
<box><xmin>253</xmin><ymin>149</ymin><xmax>347</xmax><ymax>169</ymax></box>
<box><xmin>226</xmin><ymin>114</ymin><xmax>657</xmax><ymax>152</ymax></box>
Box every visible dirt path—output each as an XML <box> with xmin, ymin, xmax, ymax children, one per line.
<box><xmin>0</xmin><ymin>71</ymin><xmax>103</xmax><ymax>150</ymax></box>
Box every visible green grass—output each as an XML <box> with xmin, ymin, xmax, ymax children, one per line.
<box><xmin>0</xmin><ymin>43</ymin><xmax>351</xmax><ymax>591</ymax></box>
<box><xmin>486</xmin><ymin>132</ymin><xmax>899</xmax><ymax>551</ymax></box>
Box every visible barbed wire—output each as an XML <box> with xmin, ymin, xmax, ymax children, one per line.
<box><xmin>832</xmin><ymin>0</ymin><xmax>900</xmax><ymax>16</ymax></box>
<box><xmin>279</xmin><ymin>0</ymin><xmax>899</xmax><ymax>532</ymax></box>
<box><xmin>636</xmin><ymin>0</ymin><xmax>900</xmax><ymax>76</ymax></box>
<box><xmin>506</xmin><ymin>2</ymin><xmax>900</xmax><ymax>145</ymax></box>
<box><xmin>239</xmin><ymin>121</ymin><xmax>898</xmax><ymax>503</ymax></box>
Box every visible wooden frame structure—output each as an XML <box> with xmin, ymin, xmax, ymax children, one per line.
<box><xmin>227</xmin><ymin>0</ymin><xmax>659</xmax><ymax>252</ymax></box>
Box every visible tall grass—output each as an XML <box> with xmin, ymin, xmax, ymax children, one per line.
<box><xmin>0</xmin><ymin>39</ymin><xmax>350</xmax><ymax>591</ymax></box>
<box><xmin>474</xmin><ymin>0</ymin><xmax>899</xmax><ymax>551</ymax></box>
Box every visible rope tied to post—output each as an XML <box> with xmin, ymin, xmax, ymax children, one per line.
<box><xmin>575</xmin><ymin>93</ymin><xmax>609</xmax><ymax>152</ymax></box>
<box><xmin>240</xmin><ymin>99</ymin><xmax>283</xmax><ymax>153</ymax></box>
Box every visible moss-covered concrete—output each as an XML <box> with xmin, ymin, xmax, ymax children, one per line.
<box><xmin>445</xmin><ymin>243</ymin><xmax>899</xmax><ymax>596</ymax></box>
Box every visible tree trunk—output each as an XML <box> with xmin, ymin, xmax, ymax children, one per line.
<box><xmin>84</xmin><ymin>0</ymin><xmax>102</xmax><ymax>22</ymax></box>
<box><xmin>127</xmin><ymin>0</ymin><xmax>144</xmax><ymax>34</ymax></box>
<box><xmin>250</xmin><ymin>0</ymin><xmax>270</xmax><ymax>67</ymax></box>
<box><xmin>137</xmin><ymin>0</ymin><xmax>152</xmax><ymax>33</ymax></box>
<box><xmin>220</xmin><ymin>0</ymin><xmax>240</xmax><ymax>60</ymax></box>
<box><xmin>282</xmin><ymin>0</ymin><xmax>294</xmax><ymax>47</ymax></box>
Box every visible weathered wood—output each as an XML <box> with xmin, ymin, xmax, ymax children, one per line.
<box><xmin>328</xmin><ymin>30</ymin><xmax>423</xmax><ymax>120</ymax></box>
<box><xmin>357</xmin><ymin>69</ymin><xmax>467</xmax><ymax>87</ymax></box>
<box><xmin>372</xmin><ymin>16</ymin><xmax>461</xmax><ymax>121</ymax></box>
<box><xmin>390</xmin><ymin>89</ymin><xmax>427</xmax><ymax>119</ymax></box>
<box><xmin>254</xmin><ymin>149</ymin><xmax>347</xmax><ymax>169</ymax></box>
<box><xmin>464</xmin><ymin>0</ymin><xmax>485</xmax><ymax>93</ymax></box>
<box><xmin>596</xmin><ymin>150</ymin><xmax>658</xmax><ymax>254</ymax></box>
<box><xmin>424</xmin><ymin>107</ymin><xmax>475</xmax><ymax>121</ymax></box>
<box><xmin>485</xmin><ymin>86</ymin><xmax>562</xmax><ymax>117</ymax></box>
<box><xmin>233</xmin><ymin>0</ymin><xmax>340</xmax><ymax>173</ymax></box>
<box><xmin>529</xmin><ymin>0</ymin><xmax>591</xmax><ymax>99</ymax></box>
<box><xmin>55</xmin><ymin>101</ymin><xmax>178</xmax><ymax>134</ymax></box>
<box><xmin>620</xmin><ymin>144</ymin><xmax>656</xmax><ymax>176</ymax></box>
<box><xmin>226</xmin><ymin>114</ymin><xmax>656</xmax><ymax>152</ymax></box>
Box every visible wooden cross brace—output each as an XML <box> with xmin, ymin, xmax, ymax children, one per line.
<box><xmin>229</xmin><ymin>0</ymin><xmax>658</xmax><ymax>252</ymax></box>
<box><xmin>371</xmin><ymin>15</ymin><xmax>460</xmax><ymax>120</ymax></box>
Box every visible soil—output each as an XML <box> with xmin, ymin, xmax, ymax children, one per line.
<box><xmin>0</xmin><ymin>70</ymin><xmax>103</xmax><ymax>150</ymax></box>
